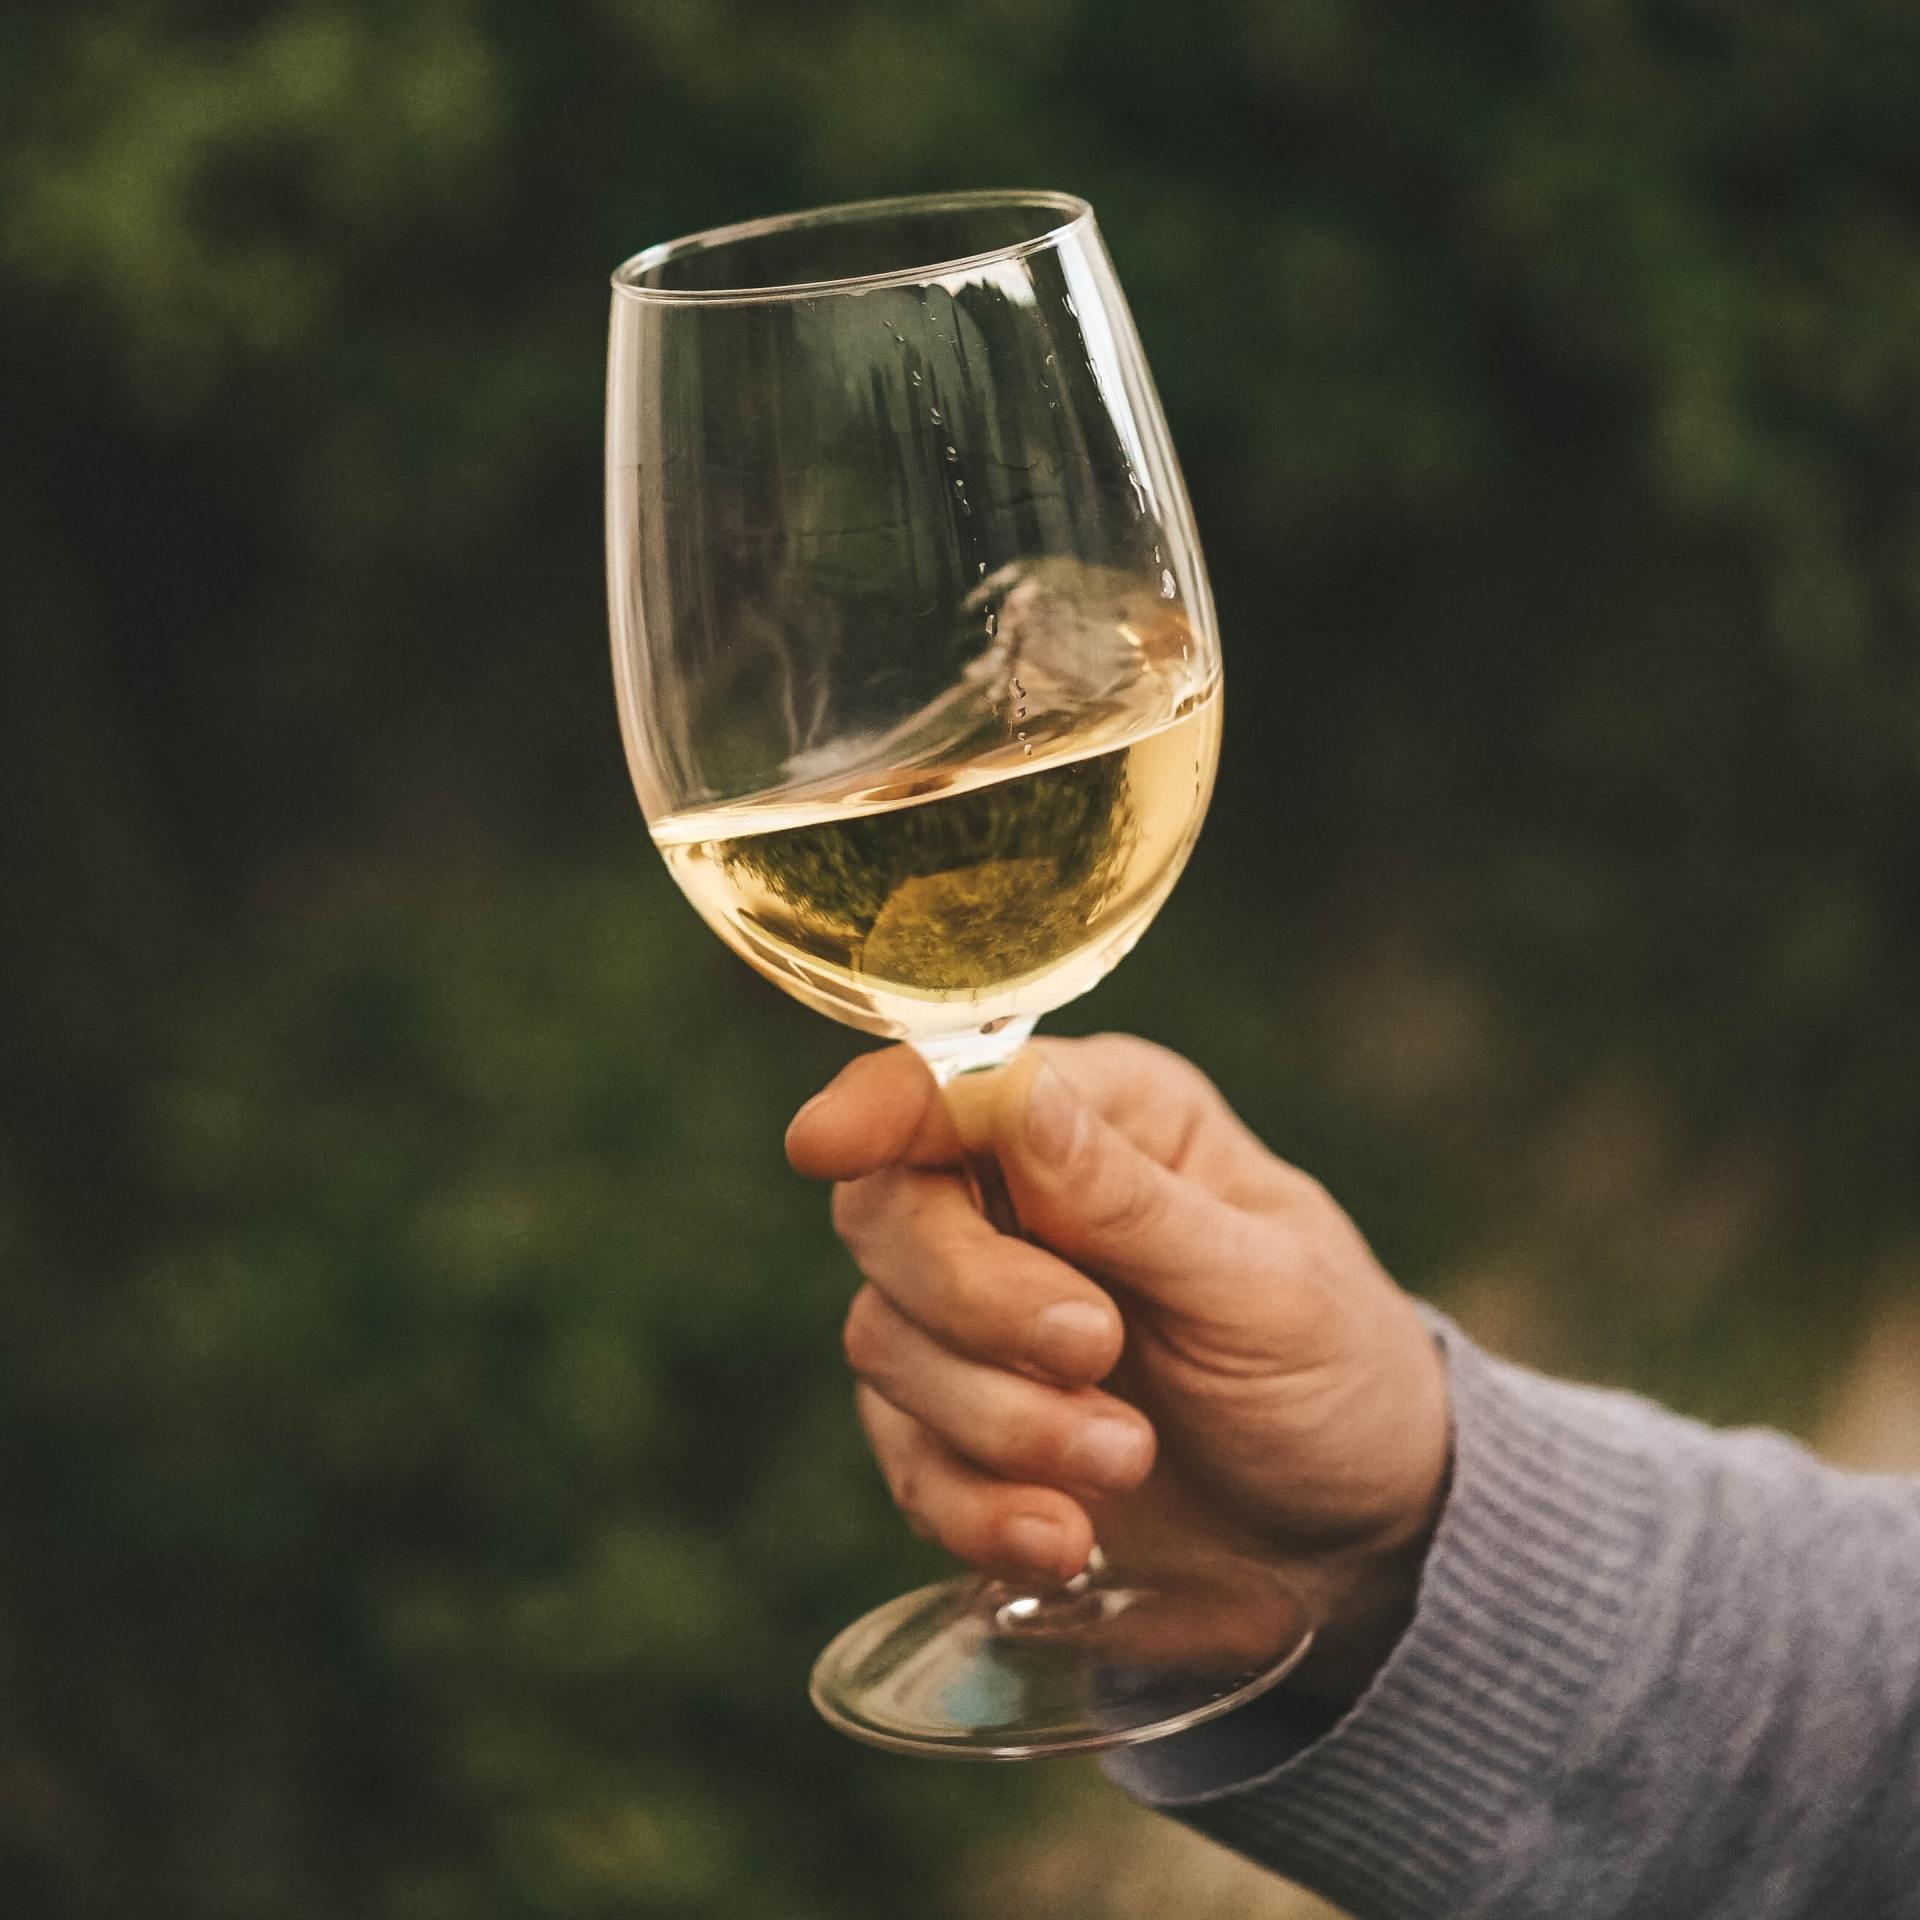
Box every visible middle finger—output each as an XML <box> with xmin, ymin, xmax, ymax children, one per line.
<box><xmin>831</xmin><ymin>1166</ymin><xmax>1125</xmax><ymax>1386</ymax></box>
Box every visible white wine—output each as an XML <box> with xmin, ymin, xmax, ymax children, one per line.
<box><xmin>646</xmin><ymin>561</ymin><xmax>1221</xmax><ymax>1043</ymax></box>
<box><xmin>652</xmin><ymin>683</ymin><xmax>1219</xmax><ymax>1043</ymax></box>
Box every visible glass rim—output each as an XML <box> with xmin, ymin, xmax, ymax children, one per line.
<box><xmin>609</xmin><ymin>189</ymin><xmax>1094</xmax><ymax>307</ymax></box>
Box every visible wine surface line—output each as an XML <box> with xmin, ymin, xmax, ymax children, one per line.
<box><xmin>651</xmin><ymin>678</ymin><xmax>1220</xmax><ymax>1044</ymax></box>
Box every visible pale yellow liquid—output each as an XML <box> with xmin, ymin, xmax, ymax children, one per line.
<box><xmin>652</xmin><ymin>681</ymin><xmax>1221</xmax><ymax>1043</ymax></box>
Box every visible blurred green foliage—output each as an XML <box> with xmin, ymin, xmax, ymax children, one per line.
<box><xmin>5</xmin><ymin>1</ymin><xmax>1920</xmax><ymax>1914</ymax></box>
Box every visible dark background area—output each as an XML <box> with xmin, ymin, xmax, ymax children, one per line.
<box><xmin>4</xmin><ymin>3</ymin><xmax>1919</xmax><ymax>1915</ymax></box>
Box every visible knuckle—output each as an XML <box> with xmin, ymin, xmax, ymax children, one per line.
<box><xmin>1273</xmin><ymin>1168</ymin><xmax>1353</xmax><ymax>1250</ymax></box>
<box><xmin>840</xmin><ymin>1290</ymin><xmax>888</xmax><ymax>1376</ymax></box>
<box><xmin>935</xmin><ymin>1246</ymin><xmax>1009</xmax><ymax>1338</ymax></box>
<box><xmin>889</xmin><ymin>1453</ymin><xmax>925</xmax><ymax>1518</ymax></box>
<box><xmin>830</xmin><ymin>1173</ymin><xmax>889</xmax><ymax>1249</ymax></box>
<box><xmin>1097</xmin><ymin>1030</ymin><xmax>1171</xmax><ymax>1073</ymax></box>
<box><xmin>1088</xmin><ymin>1030</ymin><xmax>1204</xmax><ymax>1092</ymax></box>
<box><xmin>829</xmin><ymin>1179</ymin><xmax>866</xmax><ymax>1243</ymax></box>
<box><xmin>1277</xmin><ymin>1163</ymin><xmax>1333</xmax><ymax>1212</ymax></box>
<box><xmin>897</xmin><ymin>1176</ymin><xmax>944</xmax><ymax>1230</ymax></box>
<box><xmin>1084</xmin><ymin>1164</ymin><xmax>1166</xmax><ymax>1244</ymax></box>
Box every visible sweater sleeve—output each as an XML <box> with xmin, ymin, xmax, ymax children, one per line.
<box><xmin>1101</xmin><ymin>1318</ymin><xmax>1920</xmax><ymax>1920</ymax></box>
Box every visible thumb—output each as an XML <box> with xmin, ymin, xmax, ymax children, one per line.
<box><xmin>989</xmin><ymin>1052</ymin><xmax>1273</xmax><ymax>1315</ymax></box>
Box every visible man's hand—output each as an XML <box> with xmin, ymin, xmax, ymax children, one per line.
<box><xmin>786</xmin><ymin>1035</ymin><xmax>1452</xmax><ymax>1699</ymax></box>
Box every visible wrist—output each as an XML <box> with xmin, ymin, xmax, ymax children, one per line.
<box><xmin>1284</xmin><ymin>1470</ymin><xmax>1449</xmax><ymax>1701</ymax></box>
<box><xmin>1285</xmin><ymin>1322</ymin><xmax>1454</xmax><ymax>1703</ymax></box>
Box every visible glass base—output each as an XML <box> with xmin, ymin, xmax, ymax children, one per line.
<box><xmin>809</xmin><ymin>1555</ymin><xmax>1315</xmax><ymax>1759</ymax></box>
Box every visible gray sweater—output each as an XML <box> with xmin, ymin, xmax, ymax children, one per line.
<box><xmin>1103</xmin><ymin>1320</ymin><xmax>1920</xmax><ymax>1918</ymax></box>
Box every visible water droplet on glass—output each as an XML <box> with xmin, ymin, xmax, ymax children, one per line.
<box><xmin>1021</xmin><ymin>740</ymin><xmax>1033</xmax><ymax>756</ymax></box>
<box><xmin>1063</xmin><ymin>295</ymin><xmax>1077</xmax><ymax>317</ymax></box>
<box><xmin>1160</xmin><ymin>568</ymin><xmax>1177</xmax><ymax>599</ymax></box>
<box><xmin>959</xmin><ymin>500</ymin><xmax>972</xmax><ymax>516</ymax></box>
<box><xmin>945</xmin><ymin>446</ymin><xmax>959</xmax><ymax>463</ymax></box>
<box><xmin>910</xmin><ymin>370</ymin><xmax>922</xmax><ymax>386</ymax></box>
<box><xmin>1044</xmin><ymin>351</ymin><xmax>1055</xmax><ymax>364</ymax></box>
<box><xmin>929</xmin><ymin>407</ymin><xmax>943</xmax><ymax>424</ymax></box>
<box><xmin>986</xmin><ymin>612</ymin><xmax>997</xmax><ymax>636</ymax></box>
<box><xmin>978</xmin><ymin>560</ymin><xmax>988</xmax><ymax>575</ymax></box>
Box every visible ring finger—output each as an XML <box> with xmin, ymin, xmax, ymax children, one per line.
<box><xmin>857</xmin><ymin>1385</ymin><xmax>1094</xmax><ymax>1580</ymax></box>
<box><xmin>844</xmin><ymin>1285</ymin><xmax>1156</xmax><ymax>1495</ymax></box>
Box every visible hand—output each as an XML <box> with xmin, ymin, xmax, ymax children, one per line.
<box><xmin>786</xmin><ymin>1035</ymin><xmax>1452</xmax><ymax>1700</ymax></box>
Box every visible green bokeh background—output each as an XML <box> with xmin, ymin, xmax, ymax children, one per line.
<box><xmin>5</xmin><ymin>4</ymin><xmax>1920</xmax><ymax>1915</ymax></box>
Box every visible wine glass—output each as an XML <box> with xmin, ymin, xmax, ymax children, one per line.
<box><xmin>607</xmin><ymin>191</ymin><xmax>1312</xmax><ymax>1758</ymax></box>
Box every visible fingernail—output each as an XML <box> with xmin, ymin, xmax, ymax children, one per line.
<box><xmin>1030</xmin><ymin>1301</ymin><xmax>1114</xmax><ymax>1378</ymax></box>
<box><xmin>788</xmin><ymin>1087</ymin><xmax>836</xmax><ymax>1136</ymax></box>
<box><xmin>1024</xmin><ymin>1061</ymin><xmax>1083</xmax><ymax>1162</ymax></box>
<box><xmin>1002</xmin><ymin>1512</ymin><xmax>1072</xmax><ymax>1570</ymax></box>
<box><xmin>1064</xmin><ymin>1416</ymin><xmax>1152</xmax><ymax>1489</ymax></box>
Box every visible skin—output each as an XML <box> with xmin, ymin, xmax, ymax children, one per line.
<box><xmin>786</xmin><ymin>1034</ymin><xmax>1454</xmax><ymax>1703</ymax></box>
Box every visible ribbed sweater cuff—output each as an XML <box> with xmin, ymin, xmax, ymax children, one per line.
<box><xmin>1101</xmin><ymin>1318</ymin><xmax>1666</xmax><ymax>1920</ymax></box>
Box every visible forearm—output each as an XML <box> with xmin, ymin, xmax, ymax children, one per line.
<box><xmin>1104</xmin><ymin>1320</ymin><xmax>1920</xmax><ymax>1920</ymax></box>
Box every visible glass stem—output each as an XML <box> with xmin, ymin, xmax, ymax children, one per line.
<box><xmin>961</xmin><ymin>1139</ymin><xmax>1022</xmax><ymax>1239</ymax></box>
<box><xmin>918</xmin><ymin>1023</ymin><xmax>1107</xmax><ymax>1609</ymax></box>
<box><xmin>915</xmin><ymin>1019</ymin><xmax>1035</xmax><ymax>1239</ymax></box>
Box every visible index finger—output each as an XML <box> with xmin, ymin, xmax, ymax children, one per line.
<box><xmin>786</xmin><ymin>1035</ymin><xmax>1259</xmax><ymax>1186</ymax></box>
<box><xmin>786</xmin><ymin>1046</ymin><xmax>959</xmax><ymax>1181</ymax></box>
